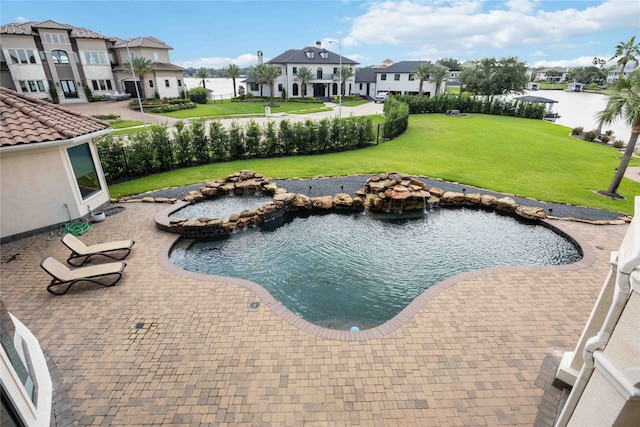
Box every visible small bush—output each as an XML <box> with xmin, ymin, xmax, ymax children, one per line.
<box><xmin>188</xmin><ymin>87</ymin><xmax>209</xmax><ymax>104</ymax></box>
<box><xmin>600</xmin><ymin>135</ymin><xmax>610</xmax><ymax>144</ymax></box>
<box><xmin>612</xmin><ymin>140</ymin><xmax>625</xmax><ymax>149</ymax></box>
<box><xmin>605</xmin><ymin>129</ymin><xmax>614</xmax><ymax>136</ymax></box>
<box><xmin>571</xmin><ymin>127</ymin><xmax>584</xmax><ymax>135</ymax></box>
<box><xmin>93</xmin><ymin>114</ymin><xmax>120</xmax><ymax>121</ymax></box>
<box><xmin>583</xmin><ymin>131</ymin><xmax>597</xmax><ymax>142</ymax></box>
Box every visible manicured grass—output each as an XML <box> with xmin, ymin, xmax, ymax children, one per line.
<box><xmin>108</xmin><ymin>113</ymin><xmax>640</xmax><ymax>215</ymax></box>
<box><xmin>110</xmin><ymin>120</ymin><xmax>144</xmax><ymax>129</ymax></box>
<box><xmin>159</xmin><ymin>101</ymin><xmax>330</xmax><ymax>119</ymax></box>
<box><xmin>538</xmin><ymin>83</ymin><xmax>567</xmax><ymax>90</ymax></box>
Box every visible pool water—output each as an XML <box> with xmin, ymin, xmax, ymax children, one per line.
<box><xmin>169</xmin><ymin>208</ymin><xmax>581</xmax><ymax>330</ymax></box>
<box><xmin>169</xmin><ymin>194</ymin><xmax>274</xmax><ymax>219</ymax></box>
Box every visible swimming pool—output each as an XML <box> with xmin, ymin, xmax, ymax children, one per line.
<box><xmin>169</xmin><ymin>207</ymin><xmax>582</xmax><ymax>331</ymax></box>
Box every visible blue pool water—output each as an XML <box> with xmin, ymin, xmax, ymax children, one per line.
<box><xmin>169</xmin><ymin>208</ymin><xmax>581</xmax><ymax>330</ymax></box>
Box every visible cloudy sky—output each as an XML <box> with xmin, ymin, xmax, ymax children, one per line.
<box><xmin>2</xmin><ymin>0</ymin><xmax>638</xmax><ymax>69</ymax></box>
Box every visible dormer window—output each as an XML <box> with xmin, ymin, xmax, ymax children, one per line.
<box><xmin>320</xmin><ymin>50</ymin><xmax>328</xmax><ymax>59</ymax></box>
<box><xmin>306</xmin><ymin>50</ymin><xmax>314</xmax><ymax>59</ymax></box>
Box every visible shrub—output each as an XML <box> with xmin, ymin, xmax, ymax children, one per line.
<box><xmin>612</xmin><ymin>140</ymin><xmax>625</xmax><ymax>149</ymax></box>
<box><xmin>188</xmin><ymin>87</ymin><xmax>209</xmax><ymax>104</ymax></box>
<box><xmin>605</xmin><ymin>129</ymin><xmax>614</xmax><ymax>136</ymax></box>
<box><xmin>571</xmin><ymin>127</ymin><xmax>584</xmax><ymax>135</ymax></box>
<box><xmin>600</xmin><ymin>135</ymin><xmax>610</xmax><ymax>144</ymax></box>
<box><xmin>583</xmin><ymin>131</ymin><xmax>597</xmax><ymax>142</ymax></box>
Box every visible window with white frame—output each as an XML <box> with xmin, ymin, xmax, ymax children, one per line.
<box><xmin>178</xmin><ymin>80</ymin><xmax>182</xmax><ymax>87</ymax></box>
<box><xmin>409</xmin><ymin>74</ymin><xmax>415</xmax><ymax>81</ymax></box>
<box><xmin>51</xmin><ymin>50</ymin><xmax>69</xmax><ymax>64</ymax></box>
<box><xmin>381</xmin><ymin>74</ymin><xmax>387</xmax><ymax>81</ymax></box>
<box><xmin>7</xmin><ymin>49</ymin><xmax>37</xmax><ymax>64</ymax></box>
<box><xmin>43</xmin><ymin>33</ymin><xmax>67</xmax><ymax>44</ymax></box>
<box><xmin>84</xmin><ymin>51</ymin><xmax>108</xmax><ymax>65</ymax></box>
<box><xmin>149</xmin><ymin>80</ymin><xmax>154</xmax><ymax>88</ymax></box>
<box><xmin>165</xmin><ymin>79</ymin><xmax>170</xmax><ymax>88</ymax></box>
<box><xmin>292</xmin><ymin>67</ymin><xmax>297</xmax><ymax>74</ymax></box>
<box><xmin>394</xmin><ymin>74</ymin><xmax>400</xmax><ymax>81</ymax></box>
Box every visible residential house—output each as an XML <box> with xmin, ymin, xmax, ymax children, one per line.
<box><xmin>353</xmin><ymin>67</ymin><xmax>378</xmax><ymax>99</ymax></box>
<box><xmin>374</xmin><ymin>61</ymin><xmax>445</xmax><ymax>97</ymax></box>
<box><xmin>245</xmin><ymin>42</ymin><xmax>359</xmax><ymax>99</ymax></box>
<box><xmin>0</xmin><ymin>87</ymin><xmax>111</xmax><ymax>242</ymax></box>
<box><xmin>606</xmin><ymin>65</ymin><xmax>637</xmax><ymax>84</ymax></box>
<box><xmin>531</xmin><ymin>66</ymin><xmax>571</xmax><ymax>83</ymax></box>
<box><xmin>0</xmin><ymin>20</ymin><xmax>184</xmax><ymax>103</ymax></box>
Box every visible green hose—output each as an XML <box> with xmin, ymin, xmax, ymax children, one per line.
<box><xmin>62</xmin><ymin>220</ymin><xmax>93</xmax><ymax>236</ymax></box>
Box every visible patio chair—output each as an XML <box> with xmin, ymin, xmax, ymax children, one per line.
<box><xmin>41</xmin><ymin>256</ymin><xmax>126</xmax><ymax>295</ymax></box>
<box><xmin>62</xmin><ymin>233</ymin><xmax>134</xmax><ymax>266</ymax></box>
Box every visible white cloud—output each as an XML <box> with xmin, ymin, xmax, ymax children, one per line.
<box><xmin>344</xmin><ymin>0</ymin><xmax>637</xmax><ymax>61</ymax></box>
<box><xmin>16</xmin><ymin>16</ymin><xmax>29</xmax><ymax>23</ymax></box>
<box><xmin>177</xmin><ymin>53</ymin><xmax>258</xmax><ymax>69</ymax></box>
<box><xmin>532</xmin><ymin>56</ymin><xmax>600</xmax><ymax>68</ymax></box>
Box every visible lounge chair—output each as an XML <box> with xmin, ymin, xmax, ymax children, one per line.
<box><xmin>41</xmin><ymin>256</ymin><xmax>126</xmax><ymax>295</ymax></box>
<box><xmin>62</xmin><ymin>233</ymin><xmax>134</xmax><ymax>266</ymax></box>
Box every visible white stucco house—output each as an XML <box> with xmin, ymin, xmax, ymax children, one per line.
<box><xmin>606</xmin><ymin>65</ymin><xmax>637</xmax><ymax>84</ymax></box>
<box><xmin>244</xmin><ymin>42</ymin><xmax>359</xmax><ymax>99</ymax></box>
<box><xmin>0</xmin><ymin>20</ymin><xmax>184</xmax><ymax>102</ymax></box>
<box><xmin>0</xmin><ymin>87</ymin><xmax>112</xmax><ymax>243</ymax></box>
<box><xmin>374</xmin><ymin>61</ymin><xmax>446</xmax><ymax>97</ymax></box>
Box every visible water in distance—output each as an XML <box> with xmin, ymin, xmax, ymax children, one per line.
<box><xmin>170</xmin><ymin>208</ymin><xmax>582</xmax><ymax>330</ymax></box>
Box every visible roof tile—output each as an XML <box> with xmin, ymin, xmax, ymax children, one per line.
<box><xmin>0</xmin><ymin>88</ymin><xmax>110</xmax><ymax>148</ymax></box>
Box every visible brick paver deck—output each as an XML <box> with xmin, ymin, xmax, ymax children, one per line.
<box><xmin>0</xmin><ymin>201</ymin><xmax>628</xmax><ymax>426</ymax></box>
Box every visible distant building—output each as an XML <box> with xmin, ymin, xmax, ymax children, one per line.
<box><xmin>0</xmin><ymin>20</ymin><xmax>185</xmax><ymax>103</ymax></box>
<box><xmin>566</xmin><ymin>81</ymin><xmax>585</xmax><ymax>92</ymax></box>
<box><xmin>606</xmin><ymin>65</ymin><xmax>637</xmax><ymax>84</ymax></box>
<box><xmin>374</xmin><ymin>61</ymin><xmax>446</xmax><ymax>97</ymax></box>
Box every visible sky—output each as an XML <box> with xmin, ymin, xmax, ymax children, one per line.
<box><xmin>1</xmin><ymin>0</ymin><xmax>638</xmax><ymax>69</ymax></box>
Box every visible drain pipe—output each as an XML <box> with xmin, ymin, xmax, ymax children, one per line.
<box><xmin>555</xmin><ymin>208</ymin><xmax>639</xmax><ymax>426</ymax></box>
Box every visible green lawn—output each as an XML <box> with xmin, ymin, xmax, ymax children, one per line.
<box><xmin>108</xmin><ymin>113</ymin><xmax>640</xmax><ymax>215</ymax></box>
<box><xmin>159</xmin><ymin>101</ymin><xmax>331</xmax><ymax>119</ymax></box>
<box><xmin>110</xmin><ymin>120</ymin><xmax>144</xmax><ymax>129</ymax></box>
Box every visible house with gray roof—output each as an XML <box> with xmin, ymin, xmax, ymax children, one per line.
<box><xmin>374</xmin><ymin>61</ymin><xmax>446</xmax><ymax>97</ymax></box>
<box><xmin>245</xmin><ymin>42</ymin><xmax>358</xmax><ymax>100</ymax></box>
<box><xmin>0</xmin><ymin>87</ymin><xmax>111</xmax><ymax>242</ymax></box>
<box><xmin>0</xmin><ymin>20</ymin><xmax>185</xmax><ymax>103</ymax></box>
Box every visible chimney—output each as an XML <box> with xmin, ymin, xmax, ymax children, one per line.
<box><xmin>316</xmin><ymin>41</ymin><xmax>321</xmax><ymax>48</ymax></box>
<box><xmin>257</xmin><ymin>50</ymin><xmax>263</xmax><ymax>64</ymax></box>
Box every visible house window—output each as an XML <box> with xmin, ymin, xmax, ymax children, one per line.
<box><xmin>381</xmin><ymin>74</ymin><xmax>387</xmax><ymax>81</ymax></box>
<box><xmin>250</xmin><ymin>83</ymin><xmax>259</xmax><ymax>91</ymax></box>
<box><xmin>91</xmin><ymin>80</ymin><xmax>112</xmax><ymax>91</ymax></box>
<box><xmin>51</xmin><ymin>50</ymin><xmax>69</xmax><ymax>64</ymax></box>
<box><xmin>39</xmin><ymin>51</ymin><xmax>47</xmax><ymax>62</ymax></box>
<box><xmin>165</xmin><ymin>79</ymin><xmax>170</xmax><ymax>88</ymax></box>
<box><xmin>84</xmin><ymin>52</ymin><xmax>108</xmax><ymax>65</ymax></box>
<box><xmin>44</xmin><ymin>33</ymin><xmax>66</xmax><ymax>44</ymax></box>
<box><xmin>409</xmin><ymin>74</ymin><xmax>415</xmax><ymax>81</ymax></box>
<box><xmin>8</xmin><ymin>49</ymin><xmax>36</xmax><ymax>64</ymax></box>
<box><xmin>67</xmin><ymin>143</ymin><xmax>102</xmax><ymax>199</ymax></box>
<box><xmin>154</xmin><ymin>52</ymin><xmax>159</xmax><ymax>61</ymax></box>
<box><xmin>359</xmin><ymin>83</ymin><xmax>363</xmax><ymax>90</ymax></box>
<box><xmin>292</xmin><ymin>67</ymin><xmax>297</xmax><ymax>74</ymax></box>
<box><xmin>18</xmin><ymin>80</ymin><xmax>46</xmax><ymax>93</ymax></box>
<box><xmin>60</xmin><ymin>80</ymin><xmax>77</xmax><ymax>97</ymax></box>
<box><xmin>149</xmin><ymin>80</ymin><xmax>154</xmax><ymax>88</ymax></box>
<box><xmin>306</xmin><ymin>50</ymin><xmax>314</xmax><ymax>59</ymax></box>
<box><xmin>278</xmin><ymin>83</ymin><xmax>283</xmax><ymax>92</ymax></box>
<box><xmin>177</xmin><ymin>80</ymin><xmax>182</xmax><ymax>87</ymax></box>
<box><xmin>316</xmin><ymin>67</ymin><xmax>323</xmax><ymax>79</ymax></box>
<box><xmin>394</xmin><ymin>74</ymin><xmax>400</xmax><ymax>81</ymax></box>
<box><xmin>292</xmin><ymin>83</ymin><xmax>299</xmax><ymax>96</ymax></box>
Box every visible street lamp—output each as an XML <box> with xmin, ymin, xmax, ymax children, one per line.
<box><xmin>126</xmin><ymin>40</ymin><xmax>147</xmax><ymax>127</ymax></box>
<box><xmin>328</xmin><ymin>40</ymin><xmax>342</xmax><ymax>119</ymax></box>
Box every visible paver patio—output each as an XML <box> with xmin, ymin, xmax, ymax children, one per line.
<box><xmin>0</xmin><ymin>200</ymin><xmax>628</xmax><ymax>426</ymax></box>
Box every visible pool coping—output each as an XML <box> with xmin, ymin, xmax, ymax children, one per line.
<box><xmin>156</xmin><ymin>204</ymin><xmax>595</xmax><ymax>342</ymax></box>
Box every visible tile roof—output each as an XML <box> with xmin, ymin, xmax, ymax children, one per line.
<box><xmin>112</xmin><ymin>36</ymin><xmax>172</xmax><ymax>50</ymax></box>
<box><xmin>111</xmin><ymin>62</ymin><xmax>185</xmax><ymax>72</ymax></box>
<box><xmin>0</xmin><ymin>88</ymin><xmax>110</xmax><ymax>148</ymax></box>
<box><xmin>0</xmin><ymin>20</ymin><xmax>109</xmax><ymax>39</ymax></box>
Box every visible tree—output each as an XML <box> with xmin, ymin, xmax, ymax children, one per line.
<box><xmin>609</xmin><ymin>35</ymin><xmax>640</xmax><ymax>76</ymax></box>
<box><xmin>222</xmin><ymin>63</ymin><xmax>241</xmax><ymax>97</ymax></box>
<box><xmin>124</xmin><ymin>56</ymin><xmax>155</xmax><ymax>99</ymax></box>
<box><xmin>545</xmin><ymin>70</ymin><xmax>562</xmax><ymax>83</ymax></box>
<box><xmin>196</xmin><ymin>68</ymin><xmax>209</xmax><ymax>89</ymax></box>
<box><xmin>248</xmin><ymin>64</ymin><xmax>266</xmax><ymax>97</ymax></box>
<box><xmin>457</xmin><ymin>57</ymin><xmax>528</xmax><ymax>96</ymax></box>
<box><xmin>334</xmin><ymin>65</ymin><xmax>354</xmax><ymax>96</ymax></box>
<box><xmin>295</xmin><ymin>66</ymin><xmax>313</xmax><ymax>99</ymax></box>
<box><xmin>437</xmin><ymin>58</ymin><xmax>461</xmax><ymax>71</ymax></box>
<box><xmin>414</xmin><ymin>63</ymin><xmax>432</xmax><ymax>94</ymax></box>
<box><xmin>428</xmin><ymin>65</ymin><xmax>449</xmax><ymax>95</ymax></box>
<box><xmin>255</xmin><ymin>64</ymin><xmax>282</xmax><ymax>107</ymax></box>
<box><xmin>566</xmin><ymin>66</ymin><xmax>606</xmax><ymax>84</ymax></box>
<box><xmin>597</xmin><ymin>70</ymin><xmax>640</xmax><ymax>198</ymax></box>
<box><xmin>592</xmin><ymin>57</ymin><xmax>607</xmax><ymax>69</ymax></box>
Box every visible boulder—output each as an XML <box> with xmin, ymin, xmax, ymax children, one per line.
<box><xmin>465</xmin><ymin>193</ymin><xmax>482</xmax><ymax>205</ymax></box>
<box><xmin>311</xmin><ymin>196</ymin><xmax>334</xmax><ymax>209</ymax></box>
<box><xmin>496</xmin><ymin>196</ymin><xmax>517</xmax><ymax>212</ymax></box>
<box><xmin>441</xmin><ymin>191</ymin><xmax>466</xmax><ymax>205</ymax></box>
<box><xmin>292</xmin><ymin>194</ymin><xmax>312</xmax><ymax>209</ymax></box>
<box><xmin>515</xmin><ymin>205</ymin><xmax>546</xmax><ymax>220</ymax></box>
<box><xmin>141</xmin><ymin>197</ymin><xmax>155</xmax><ymax>203</ymax></box>
<box><xmin>334</xmin><ymin>193</ymin><xmax>354</xmax><ymax>208</ymax></box>
<box><xmin>480</xmin><ymin>194</ymin><xmax>498</xmax><ymax>207</ymax></box>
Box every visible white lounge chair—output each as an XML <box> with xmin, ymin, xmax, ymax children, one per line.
<box><xmin>62</xmin><ymin>233</ymin><xmax>134</xmax><ymax>266</ymax></box>
<box><xmin>41</xmin><ymin>256</ymin><xmax>126</xmax><ymax>295</ymax></box>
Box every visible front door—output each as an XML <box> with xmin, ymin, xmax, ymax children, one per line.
<box><xmin>60</xmin><ymin>80</ymin><xmax>77</xmax><ymax>98</ymax></box>
<box><xmin>313</xmin><ymin>83</ymin><xmax>325</xmax><ymax>98</ymax></box>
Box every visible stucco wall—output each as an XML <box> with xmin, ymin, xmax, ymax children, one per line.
<box><xmin>0</xmin><ymin>140</ymin><xmax>110</xmax><ymax>240</ymax></box>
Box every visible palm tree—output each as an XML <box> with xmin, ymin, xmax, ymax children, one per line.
<box><xmin>414</xmin><ymin>63</ymin><xmax>432</xmax><ymax>95</ymax></box>
<box><xmin>295</xmin><ymin>66</ymin><xmax>313</xmax><ymax>99</ymax></box>
<box><xmin>333</xmin><ymin>66</ymin><xmax>354</xmax><ymax>96</ymax></box>
<box><xmin>196</xmin><ymin>68</ymin><xmax>209</xmax><ymax>89</ymax></box>
<box><xmin>597</xmin><ymin>69</ymin><xmax>640</xmax><ymax>198</ymax></box>
<box><xmin>609</xmin><ymin>35</ymin><xmax>640</xmax><ymax>76</ymax></box>
<box><xmin>428</xmin><ymin>65</ymin><xmax>449</xmax><ymax>95</ymax></box>
<box><xmin>124</xmin><ymin>56</ymin><xmax>155</xmax><ymax>99</ymax></box>
<box><xmin>248</xmin><ymin>64</ymin><xmax>266</xmax><ymax>97</ymax></box>
<box><xmin>256</xmin><ymin>64</ymin><xmax>282</xmax><ymax>107</ymax></box>
<box><xmin>222</xmin><ymin>63</ymin><xmax>242</xmax><ymax>97</ymax></box>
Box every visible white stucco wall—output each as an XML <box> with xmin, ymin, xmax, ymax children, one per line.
<box><xmin>0</xmin><ymin>137</ymin><xmax>110</xmax><ymax>240</ymax></box>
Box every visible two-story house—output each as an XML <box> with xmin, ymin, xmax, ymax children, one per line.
<box><xmin>374</xmin><ymin>61</ymin><xmax>444</xmax><ymax>97</ymax></box>
<box><xmin>245</xmin><ymin>42</ymin><xmax>358</xmax><ymax>100</ymax></box>
<box><xmin>606</xmin><ymin>65</ymin><xmax>637</xmax><ymax>84</ymax></box>
<box><xmin>0</xmin><ymin>20</ymin><xmax>184</xmax><ymax>103</ymax></box>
